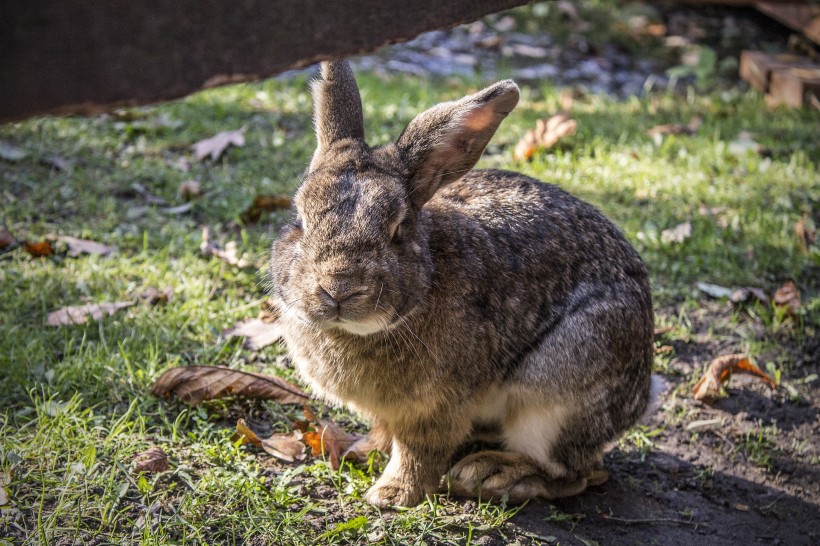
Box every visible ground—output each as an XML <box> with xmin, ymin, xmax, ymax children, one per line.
<box><xmin>1</xmin><ymin>2</ymin><xmax>818</xmax><ymax>545</ymax></box>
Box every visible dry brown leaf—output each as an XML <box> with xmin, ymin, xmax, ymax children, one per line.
<box><xmin>233</xmin><ymin>418</ymin><xmax>263</xmax><ymax>447</ymax></box>
<box><xmin>0</xmin><ymin>483</ymin><xmax>8</xmax><ymax>507</ymax></box>
<box><xmin>692</xmin><ymin>354</ymin><xmax>777</xmax><ymax>402</ymax></box>
<box><xmin>0</xmin><ymin>226</ymin><xmax>16</xmax><ymax>249</ymax></box>
<box><xmin>661</xmin><ymin>222</ymin><xmax>692</xmax><ymax>244</ymax></box>
<box><xmin>240</xmin><ymin>194</ymin><xmax>293</xmax><ymax>224</ymax></box>
<box><xmin>794</xmin><ymin>212</ymin><xmax>816</xmax><ymax>252</ymax></box>
<box><xmin>138</xmin><ymin>286</ymin><xmax>174</xmax><ymax>306</ymax></box>
<box><xmin>234</xmin><ymin>419</ymin><xmax>307</xmax><ymax>462</ymax></box>
<box><xmin>199</xmin><ymin>226</ymin><xmax>252</xmax><ymax>268</ymax></box>
<box><xmin>24</xmin><ymin>240</ymin><xmax>53</xmax><ymax>257</ymax></box>
<box><xmin>150</xmin><ymin>365</ymin><xmax>310</xmax><ymax>405</ymax></box>
<box><xmin>178</xmin><ymin>180</ymin><xmax>202</xmax><ymax>201</ymax></box>
<box><xmin>47</xmin><ymin>301</ymin><xmax>134</xmax><ymax>326</ymax></box>
<box><xmin>58</xmin><ymin>236</ymin><xmax>114</xmax><ymax>257</ymax></box>
<box><xmin>133</xmin><ymin>447</ymin><xmax>169</xmax><ymax>473</ymax></box>
<box><xmin>224</xmin><ymin>316</ymin><xmax>283</xmax><ymax>350</ymax></box>
<box><xmin>303</xmin><ymin>420</ymin><xmax>365</xmax><ymax>469</ymax></box>
<box><xmin>261</xmin><ymin>432</ymin><xmax>307</xmax><ymax>462</ymax></box>
<box><xmin>192</xmin><ymin>128</ymin><xmax>245</xmax><ymax>161</ymax></box>
<box><xmin>773</xmin><ymin>280</ymin><xmax>801</xmax><ymax>317</ymax></box>
<box><xmin>513</xmin><ymin>114</ymin><xmax>577</xmax><ymax>161</ymax></box>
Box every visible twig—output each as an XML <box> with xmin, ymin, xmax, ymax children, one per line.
<box><xmin>601</xmin><ymin>514</ymin><xmax>704</xmax><ymax>529</ymax></box>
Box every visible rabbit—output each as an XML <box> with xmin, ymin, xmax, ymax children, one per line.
<box><xmin>268</xmin><ymin>60</ymin><xmax>654</xmax><ymax>508</ymax></box>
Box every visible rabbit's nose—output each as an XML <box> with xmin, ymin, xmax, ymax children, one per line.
<box><xmin>318</xmin><ymin>283</ymin><xmax>364</xmax><ymax>307</ymax></box>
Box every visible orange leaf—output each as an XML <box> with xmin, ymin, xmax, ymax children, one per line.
<box><xmin>693</xmin><ymin>354</ymin><xmax>776</xmax><ymax>402</ymax></box>
<box><xmin>300</xmin><ymin>413</ymin><xmax>365</xmax><ymax>469</ymax></box>
<box><xmin>24</xmin><ymin>240</ymin><xmax>53</xmax><ymax>257</ymax></box>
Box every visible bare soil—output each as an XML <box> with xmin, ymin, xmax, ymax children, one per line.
<box><xmin>507</xmin><ymin>303</ymin><xmax>819</xmax><ymax>546</ymax></box>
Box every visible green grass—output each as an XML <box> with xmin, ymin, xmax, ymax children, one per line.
<box><xmin>1</xmin><ymin>56</ymin><xmax>818</xmax><ymax>544</ymax></box>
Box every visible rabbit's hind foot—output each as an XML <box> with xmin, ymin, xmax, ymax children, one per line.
<box><xmin>446</xmin><ymin>450</ymin><xmax>607</xmax><ymax>504</ymax></box>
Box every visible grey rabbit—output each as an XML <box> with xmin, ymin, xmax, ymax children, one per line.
<box><xmin>268</xmin><ymin>60</ymin><xmax>655</xmax><ymax>507</ymax></box>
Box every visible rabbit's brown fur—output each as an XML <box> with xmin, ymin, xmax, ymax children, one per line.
<box><xmin>269</xmin><ymin>61</ymin><xmax>653</xmax><ymax>507</ymax></box>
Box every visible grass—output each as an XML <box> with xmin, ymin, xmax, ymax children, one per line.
<box><xmin>1</xmin><ymin>26</ymin><xmax>819</xmax><ymax>546</ymax></box>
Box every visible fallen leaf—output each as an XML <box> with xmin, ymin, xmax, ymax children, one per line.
<box><xmin>235</xmin><ymin>418</ymin><xmax>306</xmax><ymax>463</ymax></box>
<box><xmin>138</xmin><ymin>286</ymin><xmax>174</xmax><ymax>306</ymax></box>
<box><xmin>58</xmin><ymin>236</ymin><xmax>114</xmax><ymax>257</ymax></box>
<box><xmin>692</xmin><ymin>354</ymin><xmax>777</xmax><ymax>402</ymax></box>
<box><xmin>773</xmin><ymin>280</ymin><xmax>801</xmax><ymax>316</ymax></box>
<box><xmin>240</xmin><ymin>194</ymin><xmax>293</xmax><ymax>224</ymax></box>
<box><xmin>133</xmin><ymin>447</ymin><xmax>169</xmax><ymax>473</ymax></box>
<box><xmin>340</xmin><ymin>434</ymin><xmax>378</xmax><ymax>465</ymax></box>
<box><xmin>0</xmin><ymin>226</ymin><xmax>16</xmax><ymax>249</ymax></box>
<box><xmin>224</xmin><ymin>315</ymin><xmax>283</xmax><ymax>350</ymax></box>
<box><xmin>794</xmin><ymin>212</ymin><xmax>816</xmax><ymax>252</ymax></box>
<box><xmin>303</xmin><ymin>420</ymin><xmax>365</xmax><ymax>469</ymax></box>
<box><xmin>514</xmin><ymin>114</ymin><xmax>577</xmax><ymax>161</ymax></box>
<box><xmin>24</xmin><ymin>240</ymin><xmax>54</xmax><ymax>257</ymax></box>
<box><xmin>233</xmin><ymin>418</ymin><xmax>263</xmax><ymax>447</ymax></box>
<box><xmin>47</xmin><ymin>301</ymin><xmax>135</xmax><ymax>326</ymax></box>
<box><xmin>0</xmin><ymin>142</ymin><xmax>27</xmax><ymax>162</ymax></box>
<box><xmin>178</xmin><ymin>180</ymin><xmax>202</xmax><ymax>201</ymax></box>
<box><xmin>199</xmin><ymin>226</ymin><xmax>252</xmax><ymax>268</ymax></box>
<box><xmin>661</xmin><ymin>221</ymin><xmax>691</xmax><ymax>244</ymax></box>
<box><xmin>0</xmin><ymin>483</ymin><xmax>7</xmax><ymax>507</ymax></box>
<box><xmin>261</xmin><ymin>432</ymin><xmax>308</xmax><ymax>462</ymax></box>
<box><xmin>150</xmin><ymin>365</ymin><xmax>310</xmax><ymax>405</ymax></box>
<box><xmin>192</xmin><ymin>128</ymin><xmax>246</xmax><ymax>161</ymax></box>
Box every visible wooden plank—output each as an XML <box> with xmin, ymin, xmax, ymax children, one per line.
<box><xmin>0</xmin><ymin>0</ymin><xmax>528</xmax><ymax>123</ymax></box>
<box><xmin>739</xmin><ymin>50</ymin><xmax>816</xmax><ymax>93</ymax></box>
<box><xmin>768</xmin><ymin>67</ymin><xmax>820</xmax><ymax>107</ymax></box>
<box><xmin>755</xmin><ymin>2</ymin><xmax>820</xmax><ymax>44</ymax></box>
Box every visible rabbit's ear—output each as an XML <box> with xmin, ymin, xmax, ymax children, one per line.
<box><xmin>309</xmin><ymin>60</ymin><xmax>365</xmax><ymax>172</ymax></box>
<box><xmin>396</xmin><ymin>80</ymin><xmax>519</xmax><ymax>208</ymax></box>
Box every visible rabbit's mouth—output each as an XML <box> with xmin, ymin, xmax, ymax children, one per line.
<box><xmin>327</xmin><ymin>317</ymin><xmax>392</xmax><ymax>336</ymax></box>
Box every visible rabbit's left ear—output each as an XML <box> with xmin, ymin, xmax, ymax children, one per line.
<box><xmin>396</xmin><ymin>80</ymin><xmax>519</xmax><ymax>208</ymax></box>
<box><xmin>309</xmin><ymin>60</ymin><xmax>365</xmax><ymax>172</ymax></box>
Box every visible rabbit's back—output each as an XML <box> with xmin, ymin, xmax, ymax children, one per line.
<box><xmin>425</xmin><ymin>168</ymin><xmax>653</xmax><ymax>424</ymax></box>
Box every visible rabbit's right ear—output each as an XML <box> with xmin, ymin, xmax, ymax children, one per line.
<box><xmin>396</xmin><ymin>80</ymin><xmax>519</xmax><ymax>208</ymax></box>
<box><xmin>309</xmin><ymin>60</ymin><xmax>365</xmax><ymax>172</ymax></box>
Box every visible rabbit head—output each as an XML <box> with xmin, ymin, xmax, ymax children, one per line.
<box><xmin>270</xmin><ymin>61</ymin><xmax>519</xmax><ymax>336</ymax></box>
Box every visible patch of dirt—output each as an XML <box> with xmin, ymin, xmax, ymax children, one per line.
<box><xmin>510</xmin><ymin>302</ymin><xmax>819</xmax><ymax>545</ymax></box>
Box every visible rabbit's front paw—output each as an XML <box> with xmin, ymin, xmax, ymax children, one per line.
<box><xmin>364</xmin><ymin>477</ymin><xmax>424</xmax><ymax>508</ymax></box>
